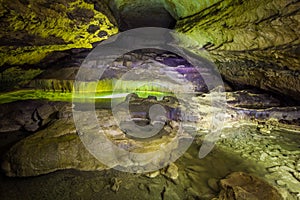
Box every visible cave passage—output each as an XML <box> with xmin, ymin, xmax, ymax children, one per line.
<box><xmin>0</xmin><ymin>0</ymin><xmax>300</xmax><ymax>199</ymax></box>
<box><xmin>113</xmin><ymin>4</ymin><xmax>176</xmax><ymax>31</ymax></box>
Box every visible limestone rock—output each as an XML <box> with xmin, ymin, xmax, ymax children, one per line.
<box><xmin>145</xmin><ymin>170</ymin><xmax>161</xmax><ymax>178</ymax></box>
<box><xmin>226</xmin><ymin>90</ymin><xmax>281</xmax><ymax>109</ymax></box>
<box><xmin>217</xmin><ymin>172</ymin><xmax>283</xmax><ymax>200</ymax></box>
<box><xmin>161</xmin><ymin>186</ymin><xmax>181</xmax><ymax>200</ymax></box>
<box><xmin>0</xmin><ymin>67</ymin><xmax>42</xmax><ymax>92</ymax></box>
<box><xmin>0</xmin><ymin>100</ymin><xmax>67</xmax><ymax>133</ymax></box>
<box><xmin>0</xmin><ymin>0</ymin><xmax>118</xmax><ymax>67</ymax></box>
<box><xmin>176</xmin><ymin>0</ymin><xmax>300</xmax><ymax>100</ymax></box>
<box><xmin>163</xmin><ymin>0</ymin><xmax>221</xmax><ymax>19</ymax></box>
<box><xmin>111</xmin><ymin>177</ymin><xmax>122</xmax><ymax>192</ymax></box>
<box><xmin>1</xmin><ymin>119</ymin><xmax>108</xmax><ymax>177</ymax></box>
<box><xmin>207</xmin><ymin>178</ymin><xmax>219</xmax><ymax>192</ymax></box>
<box><xmin>162</xmin><ymin>162</ymin><xmax>179</xmax><ymax>180</ymax></box>
<box><xmin>1</xmin><ymin>99</ymin><xmax>185</xmax><ymax>176</ymax></box>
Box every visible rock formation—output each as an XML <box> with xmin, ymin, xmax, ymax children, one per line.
<box><xmin>216</xmin><ymin>172</ymin><xmax>283</xmax><ymax>200</ymax></box>
<box><xmin>0</xmin><ymin>0</ymin><xmax>118</xmax><ymax>66</ymax></box>
<box><xmin>0</xmin><ymin>0</ymin><xmax>299</xmax><ymax>199</ymax></box>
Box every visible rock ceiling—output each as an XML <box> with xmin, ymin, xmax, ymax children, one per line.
<box><xmin>0</xmin><ymin>0</ymin><xmax>299</xmax><ymax>100</ymax></box>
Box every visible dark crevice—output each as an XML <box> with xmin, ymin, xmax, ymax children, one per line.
<box><xmin>107</xmin><ymin>3</ymin><xmax>177</xmax><ymax>31</ymax></box>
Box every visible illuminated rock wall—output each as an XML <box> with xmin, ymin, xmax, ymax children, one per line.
<box><xmin>174</xmin><ymin>0</ymin><xmax>300</xmax><ymax>100</ymax></box>
<box><xmin>0</xmin><ymin>0</ymin><xmax>118</xmax><ymax>66</ymax></box>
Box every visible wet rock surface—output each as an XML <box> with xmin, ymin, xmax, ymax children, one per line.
<box><xmin>226</xmin><ymin>90</ymin><xmax>282</xmax><ymax>108</ymax></box>
<box><xmin>0</xmin><ymin>110</ymin><xmax>298</xmax><ymax>199</ymax></box>
<box><xmin>0</xmin><ymin>101</ymin><xmax>108</xmax><ymax>177</ymax></box>
<box><xmin>0</xmin><ymin>92</ymin><xmax>299</xmax><ymax>199</ymax></box>
<box><xmin>1</xmin><ymin>119</ymin><xmax>108</xmax><ymax>177</ymax></box>
<box><xmin>0</xmin><ymin>137</ymin><xmax>283</xmax><ymax>200</ymax></box>
<box><xmin>1</xmin><ymin>95</ymin><xmax>189</xmax><ymax>176</ymax></box>
<box><xmin>216</xmin><ymin>172</ymin><xmax>283</xmax><ymax>200</ymax></box>
<box><xmin>217</xmin><ymin>126</ymin><xmax>300</xmax><ymax>199</ymax></box>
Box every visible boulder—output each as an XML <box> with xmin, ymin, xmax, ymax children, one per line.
<box><xmin>217</xmin><ymin>172</ymin><xmax>283</xmax><ymax>200</ymax></box>
<box><xmin>1</xmin><ymin>119</ymin><xmax>108</xmax><ymax>177</ymax></box>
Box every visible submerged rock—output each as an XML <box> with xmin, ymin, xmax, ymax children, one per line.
<box><xmin>217</xmin><ymin>172</ymin><xmax>283</xmax><ymax>200</ymax></box>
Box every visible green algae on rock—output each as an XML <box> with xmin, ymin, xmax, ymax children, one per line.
<box><xmin>0</xmin><ymin>0</ymin><xmax>118</xmax><ymax>66</ymax></box>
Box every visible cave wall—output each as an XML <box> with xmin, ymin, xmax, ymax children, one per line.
<box><xmin>0</xmin><ymin>0</ymin><xmax>299</xmax><ymax>100</ymax></box>
<box><xmin>98</xmin><ymin>0</ymin><xmax>300</xmax><ymax>100</ymax></box>
<box><xmin>174</xmin><ymin>0</ymin><xmax>300</xmax><ymax>100</ymax></box>
<box><xmin>163</xmin><ymin>0</ymin><xmax>223</xmax><ymax>19</ymax></box>
<box><xmin>0</xmin><ymin>0</ymin><xmax>118</xmax><ymax>67</ymax></box>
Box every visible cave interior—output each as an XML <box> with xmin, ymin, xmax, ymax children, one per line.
<box><xmin>0</xmin><ymin>0</ymin><xmax>299</xmax><ymax>199</ymax></box>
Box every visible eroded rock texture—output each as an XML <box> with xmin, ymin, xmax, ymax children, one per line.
<box><xmin>1</xmin><ymin>119</ymin><xmax>108</xmax><ymax>177</ymax></box>
<box><xmin>0</xmin><ymin>1</ymin><xmax>299</xmax><ymax>199</ymax></box>
<box><xmin>0</xmin><ymin>100</ymin><xmax>67</xmax><ymax>133</ymax></box>
<box><xmin>0</xmin><ymin>101</ymin><xmax>110</xmax><ymax>177</ymax></box>
<box><xmin>175</xmin><ymin>0</ymin><xmax>300</xmax><ymax>100</ymax></box>
<box><xmin>0</xmin><ymin>0</ymin><xmax>118</xmax><ymax>67</ymax></box>
<box><xmin>216</xmin><ymin>172</ymin><xmax>283</xmax><ymax>200</ymax></box>
<box><xmin>163</xmin><ymin>0</ymin><xmax>222</xmax><ymax>19</ymax></box>
<box><xmin>1</xmin><ymin>96</ymin><xmax>186</xmax><ymax>177</ymax></box>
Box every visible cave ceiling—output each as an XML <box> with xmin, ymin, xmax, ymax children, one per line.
<box><xmin>0</xmin><ymin>0</ymin><xmax>299</xmax><ymax>100</ymax></box>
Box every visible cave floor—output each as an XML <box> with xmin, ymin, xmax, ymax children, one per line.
<box><xmin>0</xmin><ymin>125</ymin><xmax>299</xmax><ymax>200</ymax></box>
